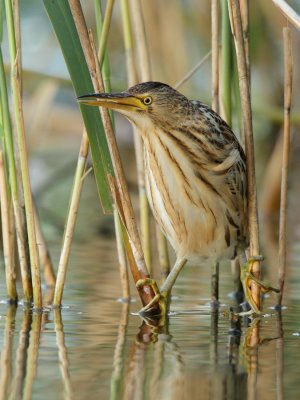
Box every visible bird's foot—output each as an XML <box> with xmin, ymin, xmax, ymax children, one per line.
<box><xmin>136</xmin><ymin>278</ymin><xmax>168</xmax><ymax>318</ymax></box>
<box><xmin>241</xmin><ymin>256</ymin><xmax>280</xmax><ymax>314</ymax></box>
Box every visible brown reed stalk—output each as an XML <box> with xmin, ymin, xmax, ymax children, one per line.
<box><xmin>272</xmin><ymin>0</ymin><xmax>300</xmax><ymax>30</ymax></box>
<box><xmin>95</xmin><ymin>1</ymin><xmax>130</xmax><ymax>300</ymax></box>
<box><xmin>5</xmin><ymin>0</ymin><xmax>42</xmax><ymax>308</ymax></box>
<box><xmin>0</xmin><ymin>151</ymin><xmax>17</xmax><ymax>302</ymax></box>
<box><xmin>128</xmin><ymin>0</ymin><xmax>154</xmax><ymax>273</ymax></box>
<box><xmin>69</xmin><ymin>0</ymin><xmax>159</xmax><ymax>310</ymax></box>
<box><xmin>278</xmin><ymin>27</ymin><xmax>292</xmax><ymax>306</ymax></box>
<box><xmin>239</xmin><ymin>0</ymin><xmax>250</xmax><ymax>80</ymax></box>
<box><xmin>211</xmin><ymin>0</ymin><xmax>220</xmax><ymax>114</ymax></box>
<box><xmin>211</xmin><ymin>0</ymin><xmax>220</xmax><ymax>304</ymax></box>
<box><xmin>129</xmin><ymin>0</ymin><xmax>171</xmax><ymax>277</ymax></box>
<box><xmin>228</xmin><ymin>0</ymin><xmax>261</xmax><ymax>311</ymax></box>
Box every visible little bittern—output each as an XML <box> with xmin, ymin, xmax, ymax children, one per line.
<box><xmin>79</xmin><ymin>82</ymin><xmax>278</xmax><ymax>314</ymax></box>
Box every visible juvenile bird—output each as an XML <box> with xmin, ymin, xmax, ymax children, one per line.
<box><xmin>79</xmin><ymin>82</ymin><xmax>278</xmax><ymax>313</ymax></box>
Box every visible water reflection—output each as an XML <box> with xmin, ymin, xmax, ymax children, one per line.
<box><xmin>0</xmin><ymin>297</ymin><xmax>294</xmax><ymax>400</ymax></box>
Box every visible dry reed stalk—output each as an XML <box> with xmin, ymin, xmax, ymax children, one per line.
<box><xmin>228</xmin><ymin>0</ymin><xmax>261</xmax><ymax>311</ymax></box>
<box><xmin>239</xmin><ymin>0</ymin><xmax>250</xmax><ymax>80</ymax></box>
<box><xmin>5</xmin><ymin>0</ymin><xmax>42</xmax><ymax>308</ymax></box>
<box><xmin>129</xmin><ymin>0</ymin><xmax>171</xmax><ymax>276</ymax></box>
<box><xmin>53</xmin><ymin>130</ymin><xmax>89</xmax><ymax>306</ymax></box>
<box><xmin>33</xmin><ymin>202</ymin><xmax>56</xmax><ymax>287</ymax></box>
<box><xmin>69</xmin><ymin>0</ymin><xmax>158</xmax><ymax>309</ymax></box>
<box><xmin>0</xmin><ymin>151</ymin><xmax>17</xmax><ymax>302</ymax></box>
<box><xmin>211</xmin><ymin>0</ymin><xmax>220</xmax><ymax>303</ymax></box>
<box><xmin>95</xmin><ymin>1</ymin><xmax>130</xmax><ymax>300</ymax></box>
<box><xmin>0</xmin><ymin>25</ymin><xmax>32</xmax><ymax>303</ymax></box>
<box><xmin>128</xmin><ymin>0</ymin><xmax>153</xmax><ymax>273</ymax></box>
<box><xmin>120</xmin><ymin>0</ymin><xmax>145</xmax><ymax>290</ymax></box>
<box><xmin>278</xmin><ymin>27</ymin><xmax>292</xmax><ymax>306</ymax></box>
<box><xmin>220</xmin><ymin>0</ymin><xmax>232</xmax><ymax>125</ymax></box>
<box><xmin>272</xmin><ymin>0</ymin><xmax>300</xmax><ymax>31</ymax></box>
<box><xmin>211</xmin><ymin>0</ymin><xmax>220</xmax><ymax>114</ymax></box>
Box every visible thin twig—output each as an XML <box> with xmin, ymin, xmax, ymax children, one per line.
<box><xmin>272</xmin><ymin>0</ymin><xmax>300</xmax><ymax>31</ymax></box>
<box><xmin>174</xmin><ymin>51</ymin><xmax>212</xmax><ymax>90</ymax></box>
<box><xmin>278</xmin><ymin>27</ymin><xmax>292</xmax><ymax>306</ymax></box>
<box><xmin>228</xmin><ymin>0</ymin><xmax>261</xmax><ymax>310</ymax></box>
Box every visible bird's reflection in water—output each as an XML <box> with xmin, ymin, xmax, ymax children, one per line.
<box><xmin>0</xmin><ymin>299</ymin><xmax>284</xmax><ymax>400</ymax></box>
<box><xmin>109</xmin><ymin>305</ymin><xmax>284</xmax><ymax>400</ymax></box>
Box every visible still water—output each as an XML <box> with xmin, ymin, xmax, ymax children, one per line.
<box><xmin>0</xmin><ymin>157</ymin><xmax>300</xmax><ymax>400</ymax></box>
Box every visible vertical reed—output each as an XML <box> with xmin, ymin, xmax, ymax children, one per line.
<box><xmin>211</xmin><ymin>0</ymin><xmax>220</xmax><ymax>304</ymax></box>
<box><xmin>129</xmin><ymin>0</ymin><xmax>171</xmax><ymax>277</ymax></box>
<box><xmin>0</xmin><ymin>151</ymin><xmax>17</xmax><ymax>301</ymax></box>
<box><xmin>69</xmin><ymin>0</ymin><xmax>159</xmax><ymax>310</ymax></box>
<box><xmin>228</xmin><ymin>0</ymin><xmax>261</xmax><ymax>311</ymax></box>
<box><xmin>53</xmin><ymin>130</ymin><xmax>90</xmax><ymax>306</ymax></box>
<box><xmin>277</xmin><ymin>27</ymin><xmax>292</xmax><ymax>306</ymax></box>
<box><xmin>5</xmin><ymin>0</ymin><xmax>42</xmax><ymax>307</ymax></box>
<box><xmin>95</xmin><ymin>0</ymin><xmax>129</xmax><ymax>300</ymax></box>
<box><xmin>128</xmin><ymin>0</ymin><xmax>153</xmax><ymax>273</ymax></box>
<box><xmin>0</xmin><ymin>12</ymin><xmax>32</xmax><ymax>303</ymax></box>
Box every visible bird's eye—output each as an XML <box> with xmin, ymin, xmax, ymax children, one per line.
<box><xmin>143</xmin><ymin>96</ymin><xmax>152</xmax><ymax>105</ymax></box>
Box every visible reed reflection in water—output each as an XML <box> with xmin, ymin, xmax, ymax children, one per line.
<box><xmin>0</xmin><ymin>293</ymin><xmax>292</xmax><ymax>400</ymax></box>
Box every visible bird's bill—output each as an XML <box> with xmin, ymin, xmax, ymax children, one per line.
<box><xmin>77</xmin><ymin>92</ymin><xmax>146</xmax><ymax>112</ymax></box>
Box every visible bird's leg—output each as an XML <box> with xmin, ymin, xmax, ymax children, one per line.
<box><xmin>240</xmin><ymin>255</ymin><xmax>280</xmax><ymax>314</ymax></box>
<box><xmin>136</xmin><ymin>257</ymin><xmax>187</xmax><ymax>316</ymax></box>
<box><xmin>160</xmin><ymin>257</ymin><xmax>188</xmax><ymax>294</ymax></box>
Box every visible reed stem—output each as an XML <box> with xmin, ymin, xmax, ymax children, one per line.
<box><xmin>211</xmin><ymin>0</ymin><xmax>220</xmax><ymax>114</ymax></box>
<box><xmin>128</xmin><ymin>0</ymin><xmax>153</xmax><ymax>272</ymax></box>
<box><xmin>70</xmin><ymin>0</ymin><xmax>158</xmax><ymax>310</ymax></box>
<box><xmin>0</xmin><ymin>150</ymin><xmax>17</xmax><ymax>302</ymax></box>
<box><xmin>5</xmin><ymin>0</ymin><xmax>42</xmax><ymax>308</ymax></box>
<box><xmin>228</xmin><ymin>0</ymin><xmax>261</xmax><ymax>311</ymax></box>
<box><xmin>95</xmin><ymin>0</ymin><xmax>129</xmax><ymax>300</ymax></box>
<box><xmin>220</xmin><ymin>0</ymin><xmax>232</xmax><ymax>125</ymax></box>
<box><xmin>278</xmin><ymin>27</ymin><xmax>292</xmax><ymax>306</ymax></box>
<box><xmin>53</xmin><ymin>131</ymin><xmax>89</xmax><ymax>306</ymax></box>
<box><xmin>211</xmin><ymin>0</ymin><xmax>220</xmax><ymax>303</ymax></box>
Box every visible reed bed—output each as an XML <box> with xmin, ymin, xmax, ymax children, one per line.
<box><xmin>0</xmin><ymin>0</ymin><xmax>298</xmax><ymax>317</ymax></box>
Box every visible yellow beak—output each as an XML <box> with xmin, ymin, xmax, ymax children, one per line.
<box><xmin>77</xmin><ymin>92</ymin><xmax>146</xmax><ymax>112</ymax></box>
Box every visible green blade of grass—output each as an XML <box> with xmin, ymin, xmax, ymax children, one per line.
<box><xmin>43</xmin><ymin>0</ymin><xmax>114</xmax><ymax>214</ymax></box>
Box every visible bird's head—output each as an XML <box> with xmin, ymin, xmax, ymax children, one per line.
<box><xmin>78</xmin><ymin>82</ymin><xmax>190</xmax><ymax>127</ymax></box>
